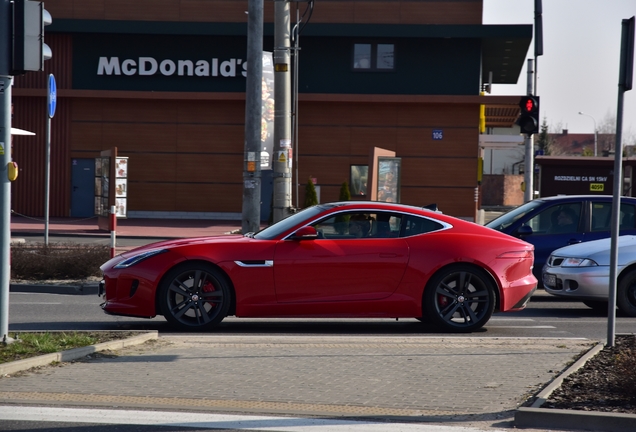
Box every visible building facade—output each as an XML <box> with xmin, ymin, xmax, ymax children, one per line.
<box><xmin>10</xmin><ymin>0</ymin><xmax>531</xmax><ymax>221</ymax></box>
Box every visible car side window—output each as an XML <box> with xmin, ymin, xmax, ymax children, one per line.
<box><xmin>400</xmin><ymin>215</ymin><xmax>444</xmax><ymax>237</ymax></box>
<box><xmin>311</xmin><ymin>212</ymin><xmax>371</xmax><ymax>239</ymax></box>
<box><xmin>591</xmin><ymin>202</ymin><xmax>612</xmax><ymax>231</ymax></box>
<box><xmin>312</xmin><ymin>211</ymin><xmax>403</xmax><ymax>239</ymax></box>
<box><xmin>621</xmin><ymin>204</ymin><xmax>636</xmax><ymax>229</ymax></box>
<box><xmin>526</xmin><ymin>202</ymin><xmax>582</xmax><ymax>235</ymax></box>
<box><xmin>592</xmin><ymin>202</ymin><xmax>636</xmax><ymax>231</ymax></box>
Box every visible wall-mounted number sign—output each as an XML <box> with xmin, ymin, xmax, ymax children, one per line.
<box><xmin>590</xmin><ymin>183</ymin><xmax>604</xmax><ymax>191</ymax></box>
<box><xmin>432</xmin><ymin>129</ymin><xmax>443</xmax><ymax>140</ymax></box>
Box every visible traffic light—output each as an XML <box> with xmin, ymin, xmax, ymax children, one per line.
<box><xmin>11</xmin><ymin>0</ymin><xmax>52</xmax><ymax>75</ymax></box>
<box><xmin>517</xmin><ymin>95</ymin><xmax>540</xmax><ymax>135</ymax></box>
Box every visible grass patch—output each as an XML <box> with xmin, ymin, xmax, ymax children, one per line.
<box><xmin>0</xmin><ymin>331</ymin><xmax>138</xmax><ymax>364</ymax></box>
<box><xmin>11</xmin><ymin>242</ymin><xmax>109</xmax><ymax>280</ymax></box>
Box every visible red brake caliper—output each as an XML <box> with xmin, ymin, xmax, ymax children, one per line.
<box><xmin>201</xmin><ymin>281</ymin><xmax>216</xmax><ymax>307</ymax></box>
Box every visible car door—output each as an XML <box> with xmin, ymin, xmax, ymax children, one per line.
<box><xmin>273</xmin><ymin>211</ymin><xmax>409</xmax><ymax>303</ymax></box>
<box><xmin>519</xmin><ymin>201</ymin><xmax>585</xmax><ymax>278</ymax></box>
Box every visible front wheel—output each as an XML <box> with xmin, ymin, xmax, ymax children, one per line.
<box><xmin>617</xmin><ymin>269</ymin><xmax>636</xmax><ymax>317</ymax></box>
<box><xmin>158</xmin><ymin>262</ymin><xmax>231</xmax><ymax>331</ymax></box>
<box><xmin>423</xmin><ymin>265</ymin><xmax>496</xmax><ymax>332</ymax></box>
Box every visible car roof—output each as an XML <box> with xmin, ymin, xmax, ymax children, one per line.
<box><xmin>538</xmin><ymin>195</ymin><xmax>636</xmax><ymax>202</ymax></box>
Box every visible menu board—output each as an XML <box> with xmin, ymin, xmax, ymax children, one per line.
<box><xmin>95</xmin><ymin>156</ymin><xmax>128</xmax><ymax>218</ymax></box>
<box><xmin>114</xmin><ymin>157</ymin><xmax>128</xmax><ymax>217</ymax></box>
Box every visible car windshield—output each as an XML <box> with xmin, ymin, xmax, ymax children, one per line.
<box><xmin>253</xmin><ymin>204</ymin><xmax>335</xmax><ymax>240</ymax></box>
<box><xmin>485</xmin><ymin>200</ymin><xmax>545</xmax><ymax>231</ymax></box>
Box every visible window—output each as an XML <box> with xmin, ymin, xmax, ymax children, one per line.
<box><xmin>353</xmin><ymin>43</ymin><xmax>395</xmax><ymax>71</ymax></box>
<box><xmin>401</xmin><ymin>215</ymin><xmax>444</xmax><ymax>237</ymax></box>
<box><xmin>591</xmin><ymin>202</ymin><xmax>636</xmax><ymax>231</ymax></box>
<box><xmin>526</xmin><ymin>203</ymin><xmax>582</xmax><ymax>235</ymax></box>
<box><xmin>312</xmin><ymin>211</ymin><xmax>402</xmax><ymax>239</ymax></box>
<box><xmin>350</xmin><ymin>165</ymin><xmax>368</xmax><ymax>197</ymax></box>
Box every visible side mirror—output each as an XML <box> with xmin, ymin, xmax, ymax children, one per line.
<box><xmin>292</xmin><ymin>226</ymin><xmax>318</xmax><ymax>240</ymax></box>
<box><xmin>516</xmin><ymin>225</ymin><xmax>533</xmax><ymax>236</ymax></box>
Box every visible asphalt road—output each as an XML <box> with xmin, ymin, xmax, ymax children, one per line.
<box><xmin>8</xmin><ymin>290</ymin><xmax>635</xmax><ymax>339</ymax></box>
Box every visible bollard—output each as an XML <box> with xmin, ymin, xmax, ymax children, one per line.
<box><xmin>110</xmin><ymin>205</ymin><xmax>117</xmax><ymax>258</ymax></box>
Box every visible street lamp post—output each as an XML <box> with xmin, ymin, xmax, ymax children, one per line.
<box><xmin>578</xmin><ymin>111</ymin><xmax>598</xmax><ymax>156</ymax></box>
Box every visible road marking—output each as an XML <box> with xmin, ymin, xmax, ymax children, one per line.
<box><xmin>486</xmin><ymin>325</ymin><xmax>556</xmax><ymax>329</ymax></box>
<box><xmin>0</xmin><ymin>406</ymin><xmax>502</xmax><ymax>432</ymax></box>
<box><xmin>10</xmin><ymin>302</ymin><xmax>62</xmax><ymax>305</ymax></box>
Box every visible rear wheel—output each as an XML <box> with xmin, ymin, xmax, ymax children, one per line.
<box><xmin>617</xmin><ymin>269</ymin><xmax>636</xmax><ymax>317</ymax></box>
<box><xmin>158</xmin><ymin>262</ymin><xmax>231</xmax><ymax>331</ymax></box>
<box><xmin>423</xmin><ymin>265</ymin><xmax>496</xmax><ymax>332</ymax></box>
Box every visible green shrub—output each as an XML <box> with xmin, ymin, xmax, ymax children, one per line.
<box><xmin>11</xmin><ymin>242</ymin><xmax>110</xmax><ymax>280</ymax></box>
<box><xmin>303</xmin><ymin>177</ymin><xmax>318</xmax><ymax>208</ymax></box>
<box><xmin>339</xmin><ymin>181</ymin><xmax>351</xmax><ymax>201</ymax></box>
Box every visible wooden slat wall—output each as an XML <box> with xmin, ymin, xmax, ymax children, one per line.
<box><xmin>62</xmin><ymin>97</ymin><xmax>479</xmax><ymax>217</ymax></box>
<box><xmin>45</xmin><ymin>0</ymin><xmax>483</xmax><ymax>25</ymax></box>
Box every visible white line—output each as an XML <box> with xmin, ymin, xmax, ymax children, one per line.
<box><xmin>0</xmin><ymin>406</ymin><xmax>501</xmax><ymax>432</ymax></box>
<box><xmin>486</xmin><ymin>325</ymin><xmax>556</xmax><ymax>329</ymax></box>
<box><xmin>10</xmin><ymin>302</ymin><xmax>62</xmax><ymax>305</ymax></box>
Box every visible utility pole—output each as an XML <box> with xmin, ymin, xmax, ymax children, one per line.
<box><xmin>242</xmin><ymin>0</ymin><xmax>263</xmax><ymax>234</ymax></box>
<box><xmin>272</xmin><ymin>0</ymin><xmax>292</xmax><ymax>222</ymax></box>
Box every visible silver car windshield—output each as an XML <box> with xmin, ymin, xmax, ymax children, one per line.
<box><xmin>485</xmin><ymin>200</ymin><xmax>545</xmax><ymax>231</ymax></box>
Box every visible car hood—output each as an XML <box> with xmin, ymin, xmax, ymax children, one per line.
<box><xmin>120</xmin><ymin>235</ymin><xmax>248</xmax><ymax>257</ymax></box>
<box><xmin>550</xmin><ymin>235</ymin><xmax>636</xmax><ymax>265</ymax></box>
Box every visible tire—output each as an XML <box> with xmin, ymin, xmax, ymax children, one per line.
<box><xmin>583</xmin><ymin>300</ymin><xmax>608</xmax><ymax>312</ymax></box>
<box><xmin>423</xmin><ymin>265</ymin><xmax>496</xmax><ymax>332</ymax></box>
<box><xmin>617</xmin><ymin>269</ymin><xmax>636</xmax><ymax>317</ymax></box>
<box><xmin>158</xmin><ymin>262</ymin><xmax>231</xmax><ymax>331</ymax></box>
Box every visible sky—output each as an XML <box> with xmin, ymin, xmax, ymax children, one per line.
<box><xmin>483</xmin><ymin>0</ymin><xmax>636</xmax><ymax>137</ymax></box>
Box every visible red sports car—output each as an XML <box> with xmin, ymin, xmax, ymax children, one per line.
<box><xmin>99</xmin><ymin>202</ymin><xmax>537</xmax><ymax>332</ymax></box>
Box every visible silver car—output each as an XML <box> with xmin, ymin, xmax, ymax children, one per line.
<box><xmin>542</xmin><ymin>235</ymin><xmax>636</xmax><ymax>316</ymax></box>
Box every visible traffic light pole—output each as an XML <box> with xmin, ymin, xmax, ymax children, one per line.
<box><xmin>523</xmin><ymin>59</ymin><xmax>535</xmax><ymax>203</ymax></box>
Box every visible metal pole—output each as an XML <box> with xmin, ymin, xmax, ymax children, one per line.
<box><xmin>0</xmin><ymin>75</ymin><xmax>11</xmax><ymax>343</ymax></box>
<box><xmin>241</xmin><ymin>0</ymin><xmax>263</xmax><ymax>234</ymax></box>
<box><xmin>293</xmin><ymin>8</ymin><xmax>300</xmax><ymax>209</ymax></box>
<box><xmin>607</xmin><ymin>87</ymin><xmax>624</xmax><ymax>348</ymax></box>
<box><xmin>0</xmin><ymin>0</ymin><xmax>13</xmax><ymax>343</ymax></box>
<box><xmin>523</xmin><ymin>59</ymin><xmax>534</xmax><ymax>203</ymax></box>
<box><xmin>44</xmin><ymin>106</ymin><xmax>50</xmax><ymax>245</ymax></box>
<box><xmin>273</xmin><ymin>0</ymin><xmax>292</xmax><ymax>222</ymax></box>
<box><xmin>608</xmin><ymin>16</ymin><xmax>634</xmax><ymax>347</ymax></box>
<box><xmin>578</xmin><ymin>112</ymin><xmax>598</xmax><ymax>157</ymax></box>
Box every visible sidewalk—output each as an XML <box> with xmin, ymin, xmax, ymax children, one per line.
<box><xmin>10</xmin><ymin>214</ymin><xmax>245</xmax><ymax>239</ymax></box>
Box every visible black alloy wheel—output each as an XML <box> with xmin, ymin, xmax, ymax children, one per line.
<box><xmin>617</xmin><ymin>269</ymin><xmax>636</xmax><ymax>317</ymax></box>
<box><xmin>158</xmin><ymin>263</ymin><xmax>231</xmax><ymax>331</ymax></box>
<box><xmin>424</xmin><ymin>265</ymin><xmax>496</xmax><ymax>332</ymax></box>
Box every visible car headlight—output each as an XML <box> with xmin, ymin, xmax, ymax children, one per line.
<box><xmin>561</xmin><ymin>257</ymin><xmax>598</xmax><ymax>267</ymax></box>
<box><xmin>113</xmin><ymin>249</ymin><xmax>168</xmax><ymax>269</ymax></box>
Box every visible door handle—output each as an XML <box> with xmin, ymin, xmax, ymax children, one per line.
<box><xmin>380</xmin><ymin>253</ymin><xmax>399</xmax><ymax>258</ymax></box>
<box><xmin>567</xmin><ymin>239</ymin><xmax>582</xmax><ymax>245</ymax></box>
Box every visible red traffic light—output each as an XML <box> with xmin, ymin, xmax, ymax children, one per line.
<box><xmin>519</xmin><ymin>96</ymin><xmax>539</xmax><ymax>113</ymax></box>
<box><xmin>517</xmin><ymin>96</ymin><xmax>540</xmax><ymax>135</ymax></box>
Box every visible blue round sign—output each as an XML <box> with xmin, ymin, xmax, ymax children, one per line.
<box><xmin>48</xmin><ymin>74</ymin><xmax>57</xmax><ymax>119</ymax></box>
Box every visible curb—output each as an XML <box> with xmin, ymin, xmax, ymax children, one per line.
<box><xmin>10</xmin><ymin>283</ymin><xmax>100</xmax><ymax>295</ymax></box>
<box><xmin>515</xmin><ymin>341</ymin><xmax>636</xmax><ymax>432</ymax></box>
<box><xmin>0</xmin><ymin>331</ymin><xmax>159</xmax><ymax>377</ymax></box>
